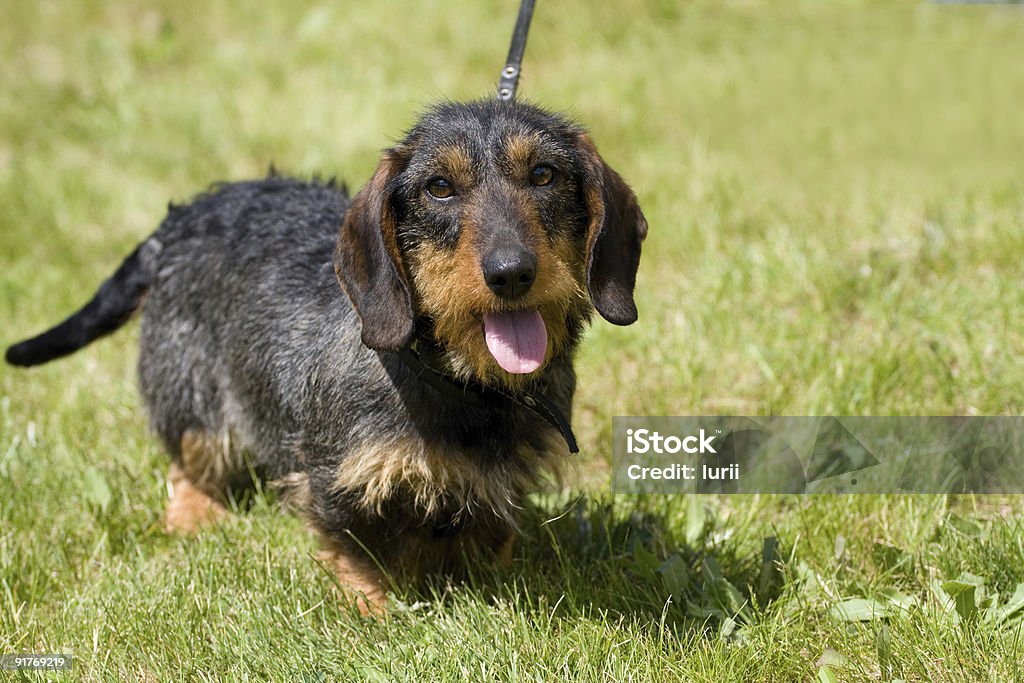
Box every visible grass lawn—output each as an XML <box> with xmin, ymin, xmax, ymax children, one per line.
<box><xmin>3</xmin><ymin>1</ymin><xmax>1024</xmax><ymax>680</ymax></box>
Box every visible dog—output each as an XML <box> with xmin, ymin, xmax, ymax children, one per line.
<box><xmin>5</xmin><ymin>99</ymin><xmax>647</xmax><ymax>612</ymax></box>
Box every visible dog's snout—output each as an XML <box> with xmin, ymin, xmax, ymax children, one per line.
<box><xmin>482</xmin><ymin>248</ymin><xmax>537</xmax><ymax>299</ymax></box>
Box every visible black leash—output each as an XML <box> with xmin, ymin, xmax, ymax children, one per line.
<box><xmin>497</xmin><ymin>0</ymin><xmax>536</xmax><ymax>101</ymax></box>
<box><xmin>398</xmin><ymin>342</ymin><xmax>579</xmax><ymax>455</ymax></box>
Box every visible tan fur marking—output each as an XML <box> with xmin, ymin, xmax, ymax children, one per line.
<box><xmin>179</xmin><ymin>428</ymin><xmax>240</xmax><ymax>491</ymax></box>
<box><xmin>318</xmin><ymin>546</ymin><xmax>388</xmax><ymax>616</ymax></box>
<box><xmin>269</xmin><ymin>472</ymin><xmax>312</xmax><ymax>512</ymax></box>
<box><xmin>434</xmin><ymin>145</ymin><xmax>475</xmax><ymax>187</ymax></box>
<box><xmin>583</xmin><ymin>183</ymin><xmax>606</xmax><ymax>271</ymax></box>
<box><xmin>332</xmin><ymin>433</ymin><xmax>564</xmax><ymax>526</ymax></box>
<box><xmin>576</xmin><ymin>133</ymin><xmax>632</xmax><ymax>276</ymax></box>
<box><xmin>407</xmin><ymin>226</ymin><xmax>587</xmax><ymax>391</ymax></box>
<box><xmin>164</xmin><ymin>463</ymin><xmax>227</xmax><ymax>534</ymax></box>
<box><xmin>504</xmin><ymin>131</ymin><xmax>542</xmax><ymax>168</ymax></box>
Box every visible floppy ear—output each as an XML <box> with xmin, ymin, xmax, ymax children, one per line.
<box><xmin>576</xmin><ymin>134</ymin><xmax>648</xmax><ymax>325</ymax></box>
<box><xmin>334</xmin><ymin>152</ymin><xmax>414</xmax><ymax>351</ymax></box>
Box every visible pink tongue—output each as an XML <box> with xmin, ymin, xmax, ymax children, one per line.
<box><xmin>483</xmin><ymin>310</ymin><xmax>548</xmax><ymax>374</ymax></box>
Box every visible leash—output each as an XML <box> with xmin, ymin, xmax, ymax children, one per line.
<box><xmin>490</xmin><ymin>2</ymin><xmax>578</xmax><ymax>450</ymax></box>
<box><xmin>496</xmin><ymin>0</ymin><xmax>536</xmax><ymax>101</ymax></box>
<box><xmin>393</xmin><ymin>1</ymin><xmax>579</xmax><ymax>454</ymax></box>
<box><xmin>398</xmin><ymin>342</ymin><xmax>579</xmax><ymax>455</ymax></box>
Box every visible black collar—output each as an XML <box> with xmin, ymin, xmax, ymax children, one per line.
<box><xmin>396</xmin><ymin>341</ymin><xmax>579</xmax><ymax>454</ymax></box>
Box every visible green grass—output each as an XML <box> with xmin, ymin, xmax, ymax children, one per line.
<box><xmin>3</xmin><ymin>1</ymin><xmax>1024</xmax><ymax>680</ymax></box>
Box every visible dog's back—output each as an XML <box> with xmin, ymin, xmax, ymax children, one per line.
<box><xmin>136</xmin><ymin>177</ymin><xmax>358</xmax><ymax>479</ymax></box>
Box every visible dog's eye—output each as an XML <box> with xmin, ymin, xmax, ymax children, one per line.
<box><xmin>530</xmin><ymin>165</ymin><xmax>554</xmax><ymax>187</ymax></box>
<box><xmin>426</xmin><ymin>177</ymin><xmax>455</xmax><ymax>200</ymax></box>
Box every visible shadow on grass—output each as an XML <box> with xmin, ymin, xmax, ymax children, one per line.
<box><xmin>418</xmin><ymin>494</ymin><xmax>788</xmax><ymax>639</ymax></box>
<box><xmin>137</xmin><ymin>474</ymin><xmax>786</xmax><ymax>638</ymax></box>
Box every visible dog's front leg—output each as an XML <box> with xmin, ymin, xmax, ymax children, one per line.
<box><xmin>318</xmin><ymin>545</ymin><xmax>389</xmax><ymax>616</ymax></box>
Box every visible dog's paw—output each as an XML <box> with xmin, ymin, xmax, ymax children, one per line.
<box><xmin>164</xmin><ymin>464</ymin><xmax>227</xmax><ymax>534</ymax></box>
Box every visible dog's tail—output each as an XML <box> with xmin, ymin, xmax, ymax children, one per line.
<box><xmin>5</xmin><ymin>237</ymin><xmax>162</xmax><ymax>367</ymax></box>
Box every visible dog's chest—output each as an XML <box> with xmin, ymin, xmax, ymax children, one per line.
<box><xmin>330</xmin><ymin>430</ymin><xmax>563</xmax><ymax>526</ymax></box>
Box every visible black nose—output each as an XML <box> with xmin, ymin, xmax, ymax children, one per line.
<box><xmin>482</xmin><ymin>248</ymin><xmax>537</xmax><ymax>299</ymax></box>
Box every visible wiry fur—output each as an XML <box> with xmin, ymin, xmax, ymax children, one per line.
<box><xmin>330</xmin><ymin>430</ymin><xmax>566</xmax><ymax>526</ymax></box>
<box><xmin>5</xmin><ymin>100</ymin><xmax>648</xmax><ymax>612</ymax></box>
<box><xmin>407</xmin><ymin>235</ymin><xmax>587</xmax><ymax>390</ymax></box>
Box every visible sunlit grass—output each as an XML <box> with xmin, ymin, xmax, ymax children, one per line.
<box><xmin>2</xmin><ymin>1</ymin><xmax>1024</xmax><ymax>680</ymax></box>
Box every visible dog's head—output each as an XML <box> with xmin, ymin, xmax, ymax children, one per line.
<box><xmin>335</xmin><ymin>100</ymin><xmax>647</xmax><ymax>388</ymax></box>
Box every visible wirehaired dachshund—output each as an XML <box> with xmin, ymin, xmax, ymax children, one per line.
<box><xmin>6</xmin><ymin>99</ymin><xmax>648</xmax><ymax>612</ymax></box>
